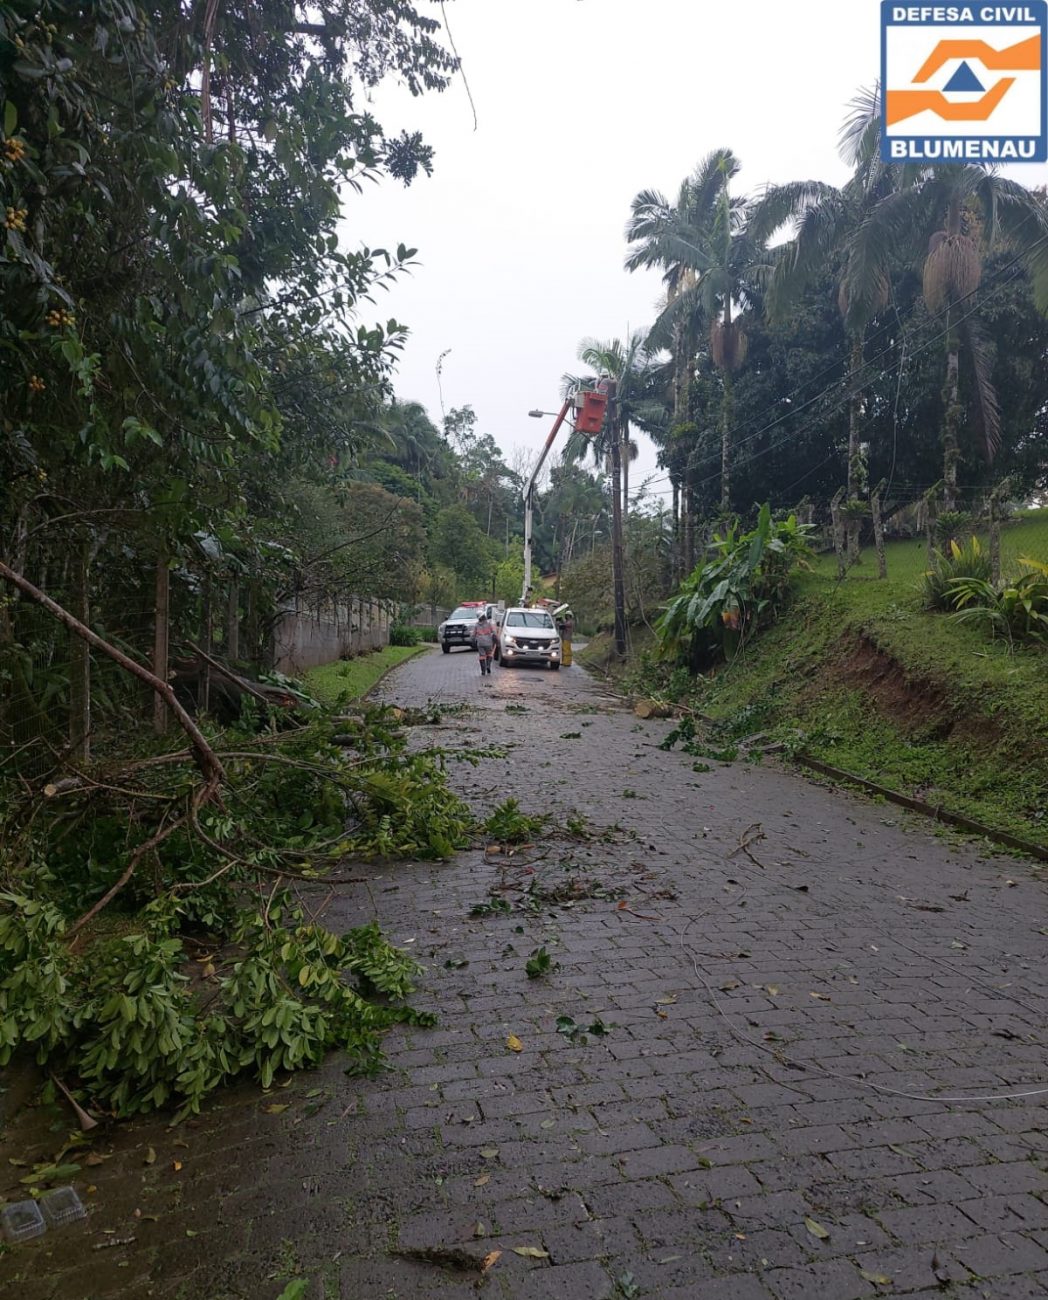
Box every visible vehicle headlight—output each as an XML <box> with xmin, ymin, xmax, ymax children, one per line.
<box><xmin>504</xmin><ymin>636</ymin><xmax>517</xmax><ymax>647</ymax></box>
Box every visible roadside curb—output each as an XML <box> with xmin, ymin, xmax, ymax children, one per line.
<box><xmin>794</xmin><ymin>753</ymin><xmax>1048</xmax><ymax>863</ymax></box>
<box><xmin>363</xmin><ymin>643</ymin><xmax>430</xmax><ymax>700</ymax></box>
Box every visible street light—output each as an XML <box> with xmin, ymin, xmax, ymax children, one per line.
<box><xmin>528</xmin><ymin>409</ymin><xmax>557</xmax><ymax>418</ymax></box>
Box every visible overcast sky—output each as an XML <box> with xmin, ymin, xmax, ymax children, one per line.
<box><xmin>340</xmin><ymin>0</ymin><xmax>1045</xmax><ymax>501</ymax></box>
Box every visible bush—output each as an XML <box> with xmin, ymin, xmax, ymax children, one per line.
<box><xmin>657</xmin><ymin>505</ymin><xmax>814</xmax><ymax>668</ymax></box>
<box><xmin>389</xmin><ymin>624</ymin><xmax>421</xmax><ymax>646</ymax></box>
<box><xmin>419</xmin><ymin>626</ymin><xmax>439</xmax><ymax>643</ymax></box>
<box><xmin>947</xmin><ymin>558</ymin><xmax>1048</xmax><ymax>645</ymax></box>
<box><xmin>923</xmin><ymin>536</ymin><xmax>992</xmax><ymax>610</ymax></box>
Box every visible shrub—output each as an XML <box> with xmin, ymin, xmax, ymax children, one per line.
<box><xmin>389</xmin><ymin>624</ymin><xmax>421</xmax><ymax>647</ymax></box>
<box><xmin>935</xmin><ymin>510</ymin><xmax>973</xmax><ymax>547</ymax></box>
<box><xmin>657</xmin><ymin>505</ymin><xmax>814</xmax><ymax>667</ymax></box>
<box><xmin>947</xmin><ymin>558</ymin><xmax>1048</xmax><ymax>645</ymax></box>
<box><xmin>923</xmin><ymin>536</ymin><xmax>992</xmax><ymax>610</ymax></box>
<box><xmin>418</xmin><ymin>625</ymin><xmax>439</xmax><ymax>643</ymax></box>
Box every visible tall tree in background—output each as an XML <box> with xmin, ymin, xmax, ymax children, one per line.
<box><xmin>752</xmin><ymin>98</ymin><xmax>897</xmax><ymax>555</ymax></box>
<box><xmin>837</xmin><ymin>91</ymin><xmax>1048</xmax><ymax>510</ymax></box>
<box><xmin>625</xmin><ymin>150</ymin><xmax>743</xmax><ymax>549</ymax></box>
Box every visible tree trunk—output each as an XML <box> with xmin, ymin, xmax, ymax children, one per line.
<box><xmin>942</xmin><ymin>335</ymin><xmax>961</xmax><ymax>512</ymax></box>
<box><xmin>988</xmin><ymin>477</ymin><xmax>1010</xmax><ymax>585</ymax></box>
<box><xmin>921</xmin><ymin>488</ymin><xmax>938</xmax><ymax>569</ymax></box>
<box><xmin>870</xmin><ymin>479</ymin><xmax>888</xmax><ymax>580</ymax></box>
<box><xmin>939</xmin><ymin>198</ymin><xmax>965</xmax><ymax>515</ymax></box>
<box><xmin>199</xmin><ymin>570</ymin><xmax>213</xmax><ymax>715</ymax></box>
<box><xmin>672</xmin><ymin>319</ymin><xmax>687</xmax><ymax>429</ymax></box>
<box><xmin>610</xmin><ymin>432</ymin><xmax>627</xmax><ymax>658</ymax></box>
<box><xmin>720</xmin><ymin>370</ymin><xmax>733</xmax><ymax>517</ymax></box>
<box><xmin>622</xmin><ymin>427</ymin><xmax>629</xmax><ymax>524</ymax></box>
<box><xmin>245</xmin><ymin>578</ymin><xmax>259</xmax><ymax>665</ymax></box>
<box><xmin>69</xmin><ymin>542</ymin><xmax>90</xmax><ymax>763</ymax></box>
<box><xmin>226</xmin><ymin>578</ymin><xmax>240</xmax><ymax>661</ymax></box>
<box><xmin>830</xmin><ymin>488</ymin><xmax>847</xmax><ymax>580</ymax></box>
<box><xmin>846</xmin><ymin>334</ymin><xmax>865</xmax><ymax>563</ymax></box>
<box><xmin>671</xmin><ymin>478</ymin><xmax>681</xmax><ymax>583</ymax></box>
<box><xmin>153</xmin><ymin>559</ymin><xmax>170</xmax><ymax>735</ymax></box>
<box><xmin>683</xmin><ymin>484</ymin><xmax>695</xmax><ymax>575</ymax></box>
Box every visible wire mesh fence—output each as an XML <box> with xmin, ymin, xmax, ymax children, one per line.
<box><xmin>0</xmin><ymin>530</ymin><xmax>405</xmax><ymax>785</ymax></box>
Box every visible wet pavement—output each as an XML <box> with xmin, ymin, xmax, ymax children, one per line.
<box><xmin>2</xmin><ymin>645</ymin><xmax>1047</xmax><ymax>1299</ymax></box>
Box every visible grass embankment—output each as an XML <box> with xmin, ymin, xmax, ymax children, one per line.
<box><xmin>584</xmin><ymin>510</ymin><xmax>1048</xmax><ymax>851</ymax></box>
<box><xmin>304</xmin><ymin>644</ymin><xmax>428</xmax><ymax>706</ymax></box>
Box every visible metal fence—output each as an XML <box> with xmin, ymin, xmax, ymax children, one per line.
<box><xmin>0</xmin><ymin>539</ymin><xmax>409</xmax><ymax>778</ymax></box>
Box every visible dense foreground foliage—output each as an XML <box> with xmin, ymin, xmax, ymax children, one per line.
<box><xmin>0</xmin><ymin>705</ymin><xmax>476</xmax><ymax>1116</ymax></box>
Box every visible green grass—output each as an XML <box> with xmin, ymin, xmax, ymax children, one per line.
<box><xmin>605</xmin><ymin>510</ymin><xmax>1048</xmax><ymax>851</ymax></box>
<box><xmin>702</xmin><ymin>510</ymin><xmax>1048</xmax><ymax>848</ymax></box>
<box><xmin>303</xmin><ymin>645</ymin><xmax>427</xmax><ymax>707</ymax></box>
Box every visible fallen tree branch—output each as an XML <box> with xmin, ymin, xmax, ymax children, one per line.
<box><xmin>66</xmin><ymin>803</ymin><xmax>189</xmax><ymax>940</ymax></box>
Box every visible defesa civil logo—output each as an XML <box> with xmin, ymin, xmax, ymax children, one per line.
<box><xmin>881</xmin><ymin>3</ymin><xmax>1048</xmax><ymax>162</ymax></box>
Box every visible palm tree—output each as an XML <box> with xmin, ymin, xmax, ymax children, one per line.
<box><xmin>841</xmin><ymin>91</ymin><xmax>1048</xmax><ymax>510</ymax></box>
<box><xmin>626</xmin><ymin>151</ymin><xmax>737</xmax><ymax>546</ymax></box>
<box><xmin>625</xmin><ymin>149</ymin><xmax>753</xmax><ymax>523</ymax></box>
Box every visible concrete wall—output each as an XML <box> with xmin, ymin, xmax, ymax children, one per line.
<box><xmin>270</xmin><ymin>596</ymin><xmax>395</xmax><ymax>676</ymax></box>
<box><xmin>404</xmin><ymin>605</ymin><xmax>451</xmax><ymax>628</ymax></box>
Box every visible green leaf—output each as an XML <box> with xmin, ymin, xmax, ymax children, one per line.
<box><xmin>4</xmin><ymin>101</ymin><xmax>16</xmax><ymax>135</ymax></box>
<box><xmin>276</xmin><ymin>1284</ymin><xmax>307</xmax><ymax>1300</ymax></box>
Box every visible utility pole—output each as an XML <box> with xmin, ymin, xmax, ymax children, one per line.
<box><xmin>604</xmin><ymin>378</ymin><xmax>627</xmax><ymax>658</ymax></box>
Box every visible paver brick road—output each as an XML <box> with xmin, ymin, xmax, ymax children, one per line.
<box><xmin>2</xmin><ymin>646</ymin><xmax>1046</xmax><ymax>1299</ymax></box>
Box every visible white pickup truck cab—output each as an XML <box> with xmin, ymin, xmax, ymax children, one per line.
<box><xmin>497</xmin><ymin>607</ymin><xmax>561</xmax><ymax>669</ymax></box>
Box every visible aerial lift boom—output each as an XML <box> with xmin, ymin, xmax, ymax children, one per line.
<box><xmin>520</xmin><ymin>390</ymin><xmax>608</xmax><ymax>604</ymax></box>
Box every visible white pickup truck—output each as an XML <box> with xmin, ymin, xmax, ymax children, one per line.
<box><xmin>496</xmin><ymin>607</ymin><xmax>561</xmax><ymax>669</ymax></box>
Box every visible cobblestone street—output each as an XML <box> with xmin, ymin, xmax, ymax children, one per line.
<box><xmin>2</xmin><ymin>646</ymin><xmax>1047</xmax><ymax>1300</ymax></box>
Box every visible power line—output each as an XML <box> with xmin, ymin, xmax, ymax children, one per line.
<box><xmin>631</xmin><ymin>236</ymin><xmax>1046</xmax><ymax>501</ymax></box>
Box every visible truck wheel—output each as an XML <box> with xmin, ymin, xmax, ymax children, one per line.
<box><xmin>550</xmin><ymin>662</ymin><xmax>560</xmax><ymax>671</ymax></box>
<box><xmin>441</xmin><ymin>642</ymin><xmax>451</xmax><ymax>654</ymax></box>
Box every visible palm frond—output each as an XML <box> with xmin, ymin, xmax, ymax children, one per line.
<box><xmin>688</xmin><ymin>148</ymin><xmax>741</xmax><ymax>220</ymax></box>
<box><xmin>839</xmin><ymin>83</ymin><xmax>881</xmax><ymax>170</ymax></box>
<box><xmin>747</xmin><ymin>180</ymin><xmax>837</xmax><ymax>248</ymax></box>
<box><xmin>842</xmin><ymin>187</ymin><xmax>923</xmax><ymax>329</ymax></box>
<box><xmin>991</xmin><ymin>183</ymin><xmax>1048</xmax><ymax>312</ymax></box>
<box><xmin>960</xmin><ymin>315</ymin><xmax>1001</xmax><ymax>462</ymax></box>
<box><xmin>646</xmin><ymin>277</ymin><xmax>708</xmax><ymax>350</ymax></box>
<box><xmin>561</xmin><ymin>428</ymin><xmax>593</xmax><ymax>467</ymax></box>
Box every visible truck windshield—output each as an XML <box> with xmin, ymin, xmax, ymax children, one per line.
<box><xmin>506</xmin><ymin>612</ymin><xmax>554</xmax><ymax>629</ymax></box>
<box><xmin>449</xmin><ymin>607</ymin><xmax>478</xmax><ymax>620</ymax></box>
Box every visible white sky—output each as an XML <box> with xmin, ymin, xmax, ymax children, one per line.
<box><xmin>339</xmin><ymin>0</ymin><xmax>1047</xmax><ymax>501</ymax></box>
